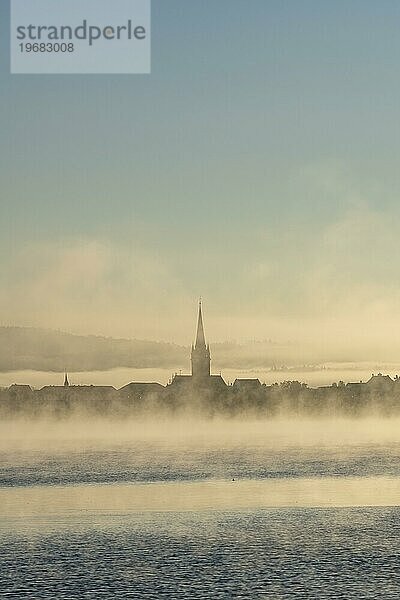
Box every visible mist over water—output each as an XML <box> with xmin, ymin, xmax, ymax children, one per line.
<box><xmin>2</xmin><ymin>416</ymin><xmax>400</xmax><ymax>486</ymax></box>
<box><xmin>2</xmin><ymin>415</ymin><xmax>400</xmax><ymax>598</ymax></box>
<box><xmin>3</xmin><ymin>414</ymin><xmax>400</xmax><ymax>449</ymax></box>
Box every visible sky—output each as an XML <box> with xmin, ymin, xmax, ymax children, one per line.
<box><xmin>1</xmin><ymin>0</ymin><xmax>400</xmax><ymax>356</ymax></box>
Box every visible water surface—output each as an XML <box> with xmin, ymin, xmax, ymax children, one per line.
<box><xmin>1</xmin><ymin>420</ymin><xmax>400</xmax><ymax>598</ymax></box>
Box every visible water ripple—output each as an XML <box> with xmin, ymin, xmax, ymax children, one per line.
<box><xmin>1</xmin><ymin>508</ymin><xmax>400</xmax><ymax>599</ymax></box>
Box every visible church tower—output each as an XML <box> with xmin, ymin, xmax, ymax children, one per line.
<box><xmin>64</xmin><ymin>372</ymin><xmax>70</xmax><ymax>387</ymax></box>
<box><xmin>191</xmin><ymin>300</ymin><xmax>211</xmax><ymax>384</ymax></box>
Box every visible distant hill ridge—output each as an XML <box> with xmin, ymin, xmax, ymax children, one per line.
<box><xmin>0</xmin><ymin>326</ymin><xmax>301</xmax><ymax>373</ymax></box>
<box><xmin>0</xmin><ymin>326</ymin><xmax>186</xmax><ymax>372</ymax></box>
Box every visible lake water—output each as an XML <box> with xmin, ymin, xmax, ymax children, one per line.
<box><xmin>1</xmin><ymin>419</ymin><xmax>400</xmax><ymax>598</ymax></box>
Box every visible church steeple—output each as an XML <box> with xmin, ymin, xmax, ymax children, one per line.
<box><xmin>191</xmin><ymin>299</ymin><xmax>211</xmax><ymax>383</ymax></box>
<box><xmin>64</xmin><ymin>372</ymin><xmax>70</xmax><ymax>387</ymax></box>
<box><xmin>195</xmin><ymin>299</ymin><xmax>206</xmax><ymax>348</ymax></box>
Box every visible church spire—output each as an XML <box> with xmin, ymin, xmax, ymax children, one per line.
<box><xmin>64</xmin><ymin>372</ymin><xmax>70</xmax><ymax>387</ymax></box>
<box><xmin>194</xmin><ymin>298</ymin><xmax>206</xmax><ymax>348</ymax></box>
<box><xmin>191</xmin><ymin>299</ymin><xmax>211</xmax><ymax>382</ymax></box>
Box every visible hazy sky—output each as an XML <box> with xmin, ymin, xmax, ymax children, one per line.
<box><xmin>2</xmin><ymin>1</ymin><xmax>400</xmax><ymax>352</ymax></box>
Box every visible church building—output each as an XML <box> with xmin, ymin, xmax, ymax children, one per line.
<box><xmin>169</xmin><ymin>300</ymin><xmax>226</xmax><ymax>393</ymax></box>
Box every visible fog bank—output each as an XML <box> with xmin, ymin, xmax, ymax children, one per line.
<box><xmin>1</xmin><ymin>416</ymin><xmax>400</xmax><ymax>451</ymax></box>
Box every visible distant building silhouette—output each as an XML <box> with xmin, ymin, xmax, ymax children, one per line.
<box><xmin>191</xmin><ymin>300</ymin><xmax>211</xmax><ymax>383</ymax></box>
<box><xmin>366</xmin><ymin>373</ymin><xmax>394</xmax><ymax>392</ymax></box>
<box><xmin>168</xmin><ymin>300</ymin><xmax>227</xmax><ymax>395</ymax></box>
<box><xmin>4</xmin><ymin>300</ymin><xmax>400</xmax><ymax>419</ymax></box>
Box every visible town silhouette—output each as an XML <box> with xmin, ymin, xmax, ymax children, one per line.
<box><xmin>2</xmin><ymin>301</ymin><xmax>400</xmax><ymax>419</ymax></box>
